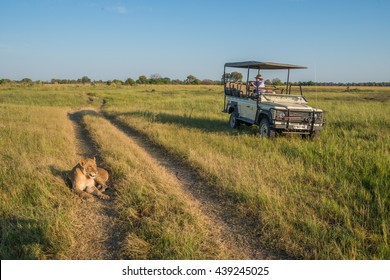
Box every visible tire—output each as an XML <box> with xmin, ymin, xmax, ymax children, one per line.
<box><xmin>259</xmin><ymin>118</ymin><xmax>275</xmax><ymax>139</ymax></box>
<box><xmin>229</xmin><ymin>113</ymin><xmax>240</xmax><ymax>128</ymax></box>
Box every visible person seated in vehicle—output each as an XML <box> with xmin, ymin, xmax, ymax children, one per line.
<box><xmin>250</xmin><ymin>74</ymin><xmax>276</xmax><ymax>97</ymax></box>
<box><xmin>250</xmin><ymin>74</ymin><xmax>266</xmax><ymax>96</ymax></box>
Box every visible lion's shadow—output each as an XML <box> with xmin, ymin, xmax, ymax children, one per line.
<box><xmin>49</xmin><ymin>165</ymin><xmax>72</xmax><ymax>189</ymax></box>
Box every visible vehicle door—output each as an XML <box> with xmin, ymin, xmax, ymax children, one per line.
<box><xmin>239</xmin><ymin>99</ymin><xmax>257</xmax><ymax>122</ymax></box>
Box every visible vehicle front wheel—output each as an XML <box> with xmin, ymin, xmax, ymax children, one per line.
<box><xmin>229</xmin><ymin>113</ymin><xmax>240</xmax><ymax>128</ymax></box>
<box><xmin>259</xmin><ymin>118</ymin><xmax>275</xmax><ymax>139</ymax></box>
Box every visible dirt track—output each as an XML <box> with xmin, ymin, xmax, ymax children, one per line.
<box><xmin>68</xmin><ymin>102</ymin><xmax>282</xmax><ymax>259</ymax></box>
<box><xmin>68</xmin><ymin>109</ymin><xmax>125</xmax><ymax>259</ymax></box>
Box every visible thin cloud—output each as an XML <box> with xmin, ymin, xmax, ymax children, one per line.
<box><xmin>105</xmin><ymin>5</ymin><xmax>128</xmax><ymax>14</ymax></box>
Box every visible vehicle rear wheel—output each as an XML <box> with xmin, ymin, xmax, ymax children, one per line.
<box><xmin>229</xmin><ymin>113</ymin><xmax>240</xmax><ymax>128</ymax></box>
<box><xmin>259</xmin><ymin>118</ymin><xmax>275</xmax><ymax>138</ymax></box>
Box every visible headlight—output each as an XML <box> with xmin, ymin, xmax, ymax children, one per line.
<box><xmin>271</xmin><ymin>109</ymin><xmax>287</xmax><ymax>120</ymax></box>
<box><xmin>314</xmin><ymin>112</ymin><xmax>323</xmax><ymax>122</ymax></box>
<box><xmin>275</xmin><ymin>110</ymin><xmax>286</xmax><ymax>120</ymax></box>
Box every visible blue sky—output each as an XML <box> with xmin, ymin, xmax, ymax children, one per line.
<box><xmin>1</xmin><ymin>0</ymin><xmax>389</xmax><ymax>82</ymax></box>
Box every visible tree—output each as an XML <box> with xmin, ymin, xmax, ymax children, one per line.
<box><xmin>230</xmin><ymin>72</ymin><xmax>243</xmax><ymax>82</ymax></box>
<box><xmin>221</xmin><ymin>72</ymin><xmax>242</xmax><ymax>83</ymax></box>
<box><xmin>136</xmin><ymin>75</ymin><xmax>148</xmax><ymax>84</ymax></box>
<box><xmin>20</xmin><ymin>78</ymin><xmax>33</xmax><ymax>84</ymax></box>
<box><xmin>124</xmin><ymin>78</ymin><xmax>135</xmax><ymax>85</ymax></box>
<box><xmin>80</xmin><ymin>76</ymin><xmax>91</xmax><ymax>84</ymax></box>
<box><xmin>222</xmin><ymin>73</ymin><xmax>231</xmax><ymax>83</ymax></box>
<box><xmin>161</xmin><ymin>77</ymin><xmax>171</xmax><ymax>84</ymax></box>
<box><xmin>0</xmin><ymin>79</ymin><xmax>12</xmax><ymax>84</ymax></box>
<box><xmin>150</xmin><ymin>73</ymin><xmax>161</xmax><ymax>80</ymax></box>
<box><xmin>112</xmin><ymin>79</ymin><xmax>123</xmax><ymax>85</ymax></box>
<box><xmin>149</xmin><ymin>73</ymin><xmax>162</xmax><ymax>84</ymax></box>
<box><xmin>171</xmin><ymin>79</ymin><xmax>182</xmax><ymax>84</ymax></box>
<box><xmin>271</xmin><ymin>78</ymin><xmax>283</xmax><ymax>86</ymax></box>
<box><xmin>185</xmin><ymin>75</ymin><xmax>200</xmax><ymax>84</ymax></box>
<box><xmin>201</xmin><ymin>79</ymin><xmax>214</xmax><ymax>85</ymax></box>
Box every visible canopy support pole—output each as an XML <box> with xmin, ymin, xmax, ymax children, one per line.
<box><xmin>246</xmin><ymin>66</ymin><xmax>250</xmax><ymax>96</ymax></box>
<box><xmin>286</xmin><ymin>68</ymin><xmax>290</xmax><ymax>94</ymax></box>
<box><xmin>223</xmin><ymin>66</ymin><xmax>226</xmax><ymax>111</ymax></box>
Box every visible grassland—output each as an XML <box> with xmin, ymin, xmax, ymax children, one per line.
<box><xmin>0</xmin><ymin>84</ymin><xmax>389</xmax><ymax>259</ymax></box>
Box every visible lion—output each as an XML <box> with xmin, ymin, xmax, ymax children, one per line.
<box><xmin>69</xmin><ymin>157</ymin><xmax>110</xmax><ymax>201</ymax></box>
<box><xmin>95</xmin><ymin>166</ymin><xmax>110</xmax><ymax>192</ymax></box>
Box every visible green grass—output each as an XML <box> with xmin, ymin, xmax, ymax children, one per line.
<box><xmin>1</xmin><ymin>84</ymin><xmax>389</xmax><ymax>259</ymax></box>
<box><xmin>102</xmin><ymin>85</ymin><xmax>390</xmax><ymax>259</ymax></box>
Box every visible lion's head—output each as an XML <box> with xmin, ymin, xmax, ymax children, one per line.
<box><xmin>79</xmin><ymin>157</ymin><xmax>98</xmax><ymax>179</ymax></box>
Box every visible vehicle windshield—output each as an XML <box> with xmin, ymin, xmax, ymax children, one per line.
<box><xmin>262</xmin><ymin>94</ymin><xmax>307</xmax><ymax>104</ymax></box>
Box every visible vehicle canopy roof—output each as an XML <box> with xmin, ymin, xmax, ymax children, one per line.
<box><xmin>224</xmin><ymin>61</ymin><xmax>307</xmax><ymax>70</ymax></box>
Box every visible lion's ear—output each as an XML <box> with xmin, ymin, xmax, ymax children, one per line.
<box><xmin>92</xmin><ymin>156</ymin><xmax>96</xmax><ymax>162</ymax></box>
<box><xmin>79</xmin><ymin>158</ymin><xmax>86</xmax><ymax>166</ymax></box>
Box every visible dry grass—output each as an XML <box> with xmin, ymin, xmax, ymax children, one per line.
<box><xmin>1</xmin><ymin>84</ymin><xmax>389</xmax><ymax>259</ymax></box>
<box><xmin>82</xmin><ymin>113</ymin><xmax>238</xmax><ymax>259</ymax></box>
<box><xmin>0</xmin><ymin>86</ymin><xmax>241</xmax><ymax>259</ymax></box>
<box><xmin>102</xmin><ymin>85</ymin><xmax>390</xmax><ymax>259</ymax></box>
<box><xmin>0</xmin><ymin>104</ymin><xmax>79</xmax><ymax>259</ymax></box>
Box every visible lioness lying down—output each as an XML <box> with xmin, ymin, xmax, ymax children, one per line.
<box><xmin>69</xmin><ymin>157</ymin><xmax>110</xmax><ymax>201</ymax></box>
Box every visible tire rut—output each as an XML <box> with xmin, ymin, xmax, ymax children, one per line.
<box><xmin>102</xmin><ymin>112</ymin><xmax>284</xmax><ymax>260</ymax></box>
<box><xmin>69</xmin><ymin>95</ymin><xmax>285</xmax><ymax>259</ymax></box>
<box><xmin>68</xmin><ymin>108</ymin><xmax>125</xmax><ymax>260</ymax></box>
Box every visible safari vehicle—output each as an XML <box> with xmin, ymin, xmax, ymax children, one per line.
<box><xmin>223</xmin><ymin>61</ymin><xmax>324</xmax><ymax>138</ymax></box>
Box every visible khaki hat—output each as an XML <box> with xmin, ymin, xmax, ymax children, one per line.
<box><xmin>255</xmin><ymin>74</ymin><xmax>263</xmax><ymax>80</ymax></box>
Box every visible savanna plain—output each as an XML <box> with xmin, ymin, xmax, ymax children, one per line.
<box><xmin>0</xmin><ymin>84</ymin><xmax>389</xmax><ymax>260</ymax></box>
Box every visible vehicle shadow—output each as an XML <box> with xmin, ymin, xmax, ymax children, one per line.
<box><xmin>107</xmin><ymin>111</ymin><xmax>235</xmax><ymax>133</ymax></box>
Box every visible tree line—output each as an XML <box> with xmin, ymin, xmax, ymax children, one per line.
<box><xmin>222</xmin><ymin>72</ymin><xmax>390</xmax><ymax>87</ymax></box>
<box><xmin>1</xmin><ymin>73</ymin><xmax>389</xmax><ymax>87</ymax></box>
<box><xmin>0</xmin><ymin>74</ymin><xmax>222</xmax><ymax>86</ymax></box>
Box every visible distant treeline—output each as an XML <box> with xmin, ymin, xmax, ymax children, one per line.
<box><xmin>287</xmin><ymin>81</ymin><xmax>390</xmax><ymax>87</ymax></box>
<box><xmin>1</xmin><ymin>76</ymin><xmax>390</xmax><ymax>87</ymax></box>
<box><xmin>0</xmin><ymin>75</ymin><xmax>221</xmax><ymax>86</ymax></box>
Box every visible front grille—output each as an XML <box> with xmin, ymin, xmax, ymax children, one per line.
<box><xmin>287</xmin><ymin>111</ymin><xmax>312</xmax><ymax>123</ymax></box>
